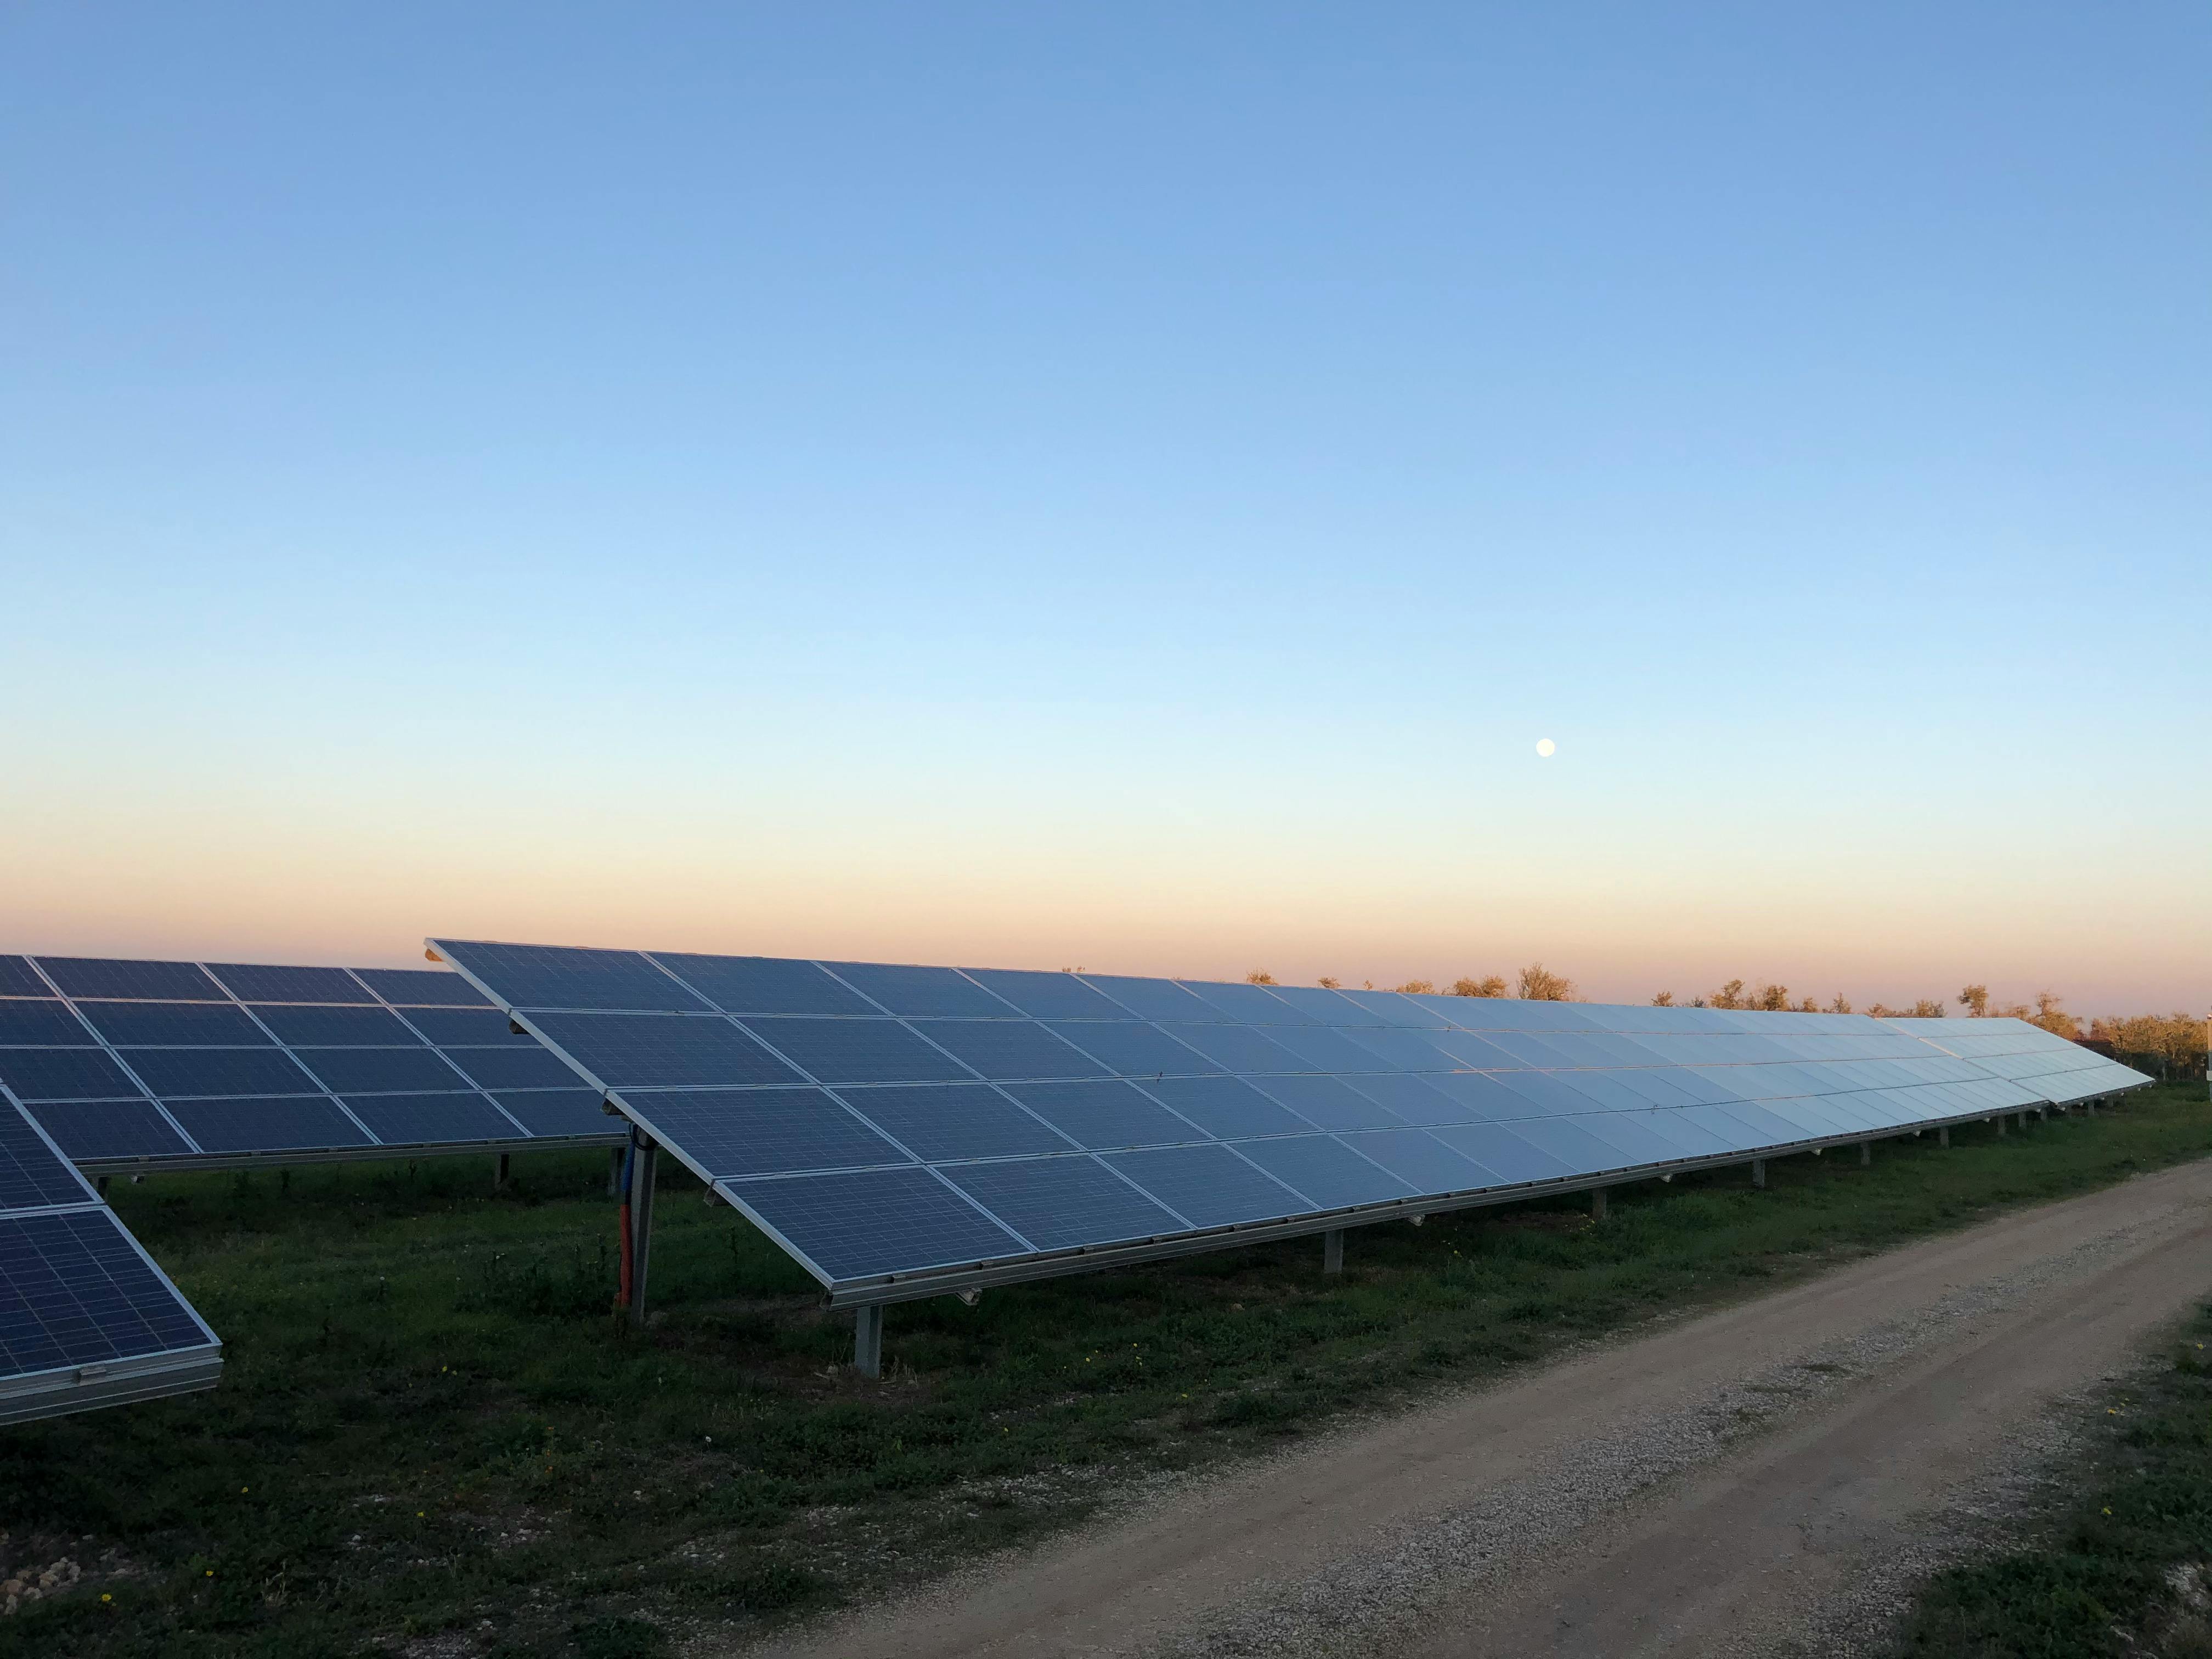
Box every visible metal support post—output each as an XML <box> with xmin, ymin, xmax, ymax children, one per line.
<box><xmin>1996</xmin><ymin>1115</ymin><xmax>2006</xmax><ymax>1137</ymax></box>
<box><xmin>2087</xmin><ymin>1101</ymin><xmax>2096</xmax><ymax>1117</ymax></box>
<box><xmin>627</xmin><ymin>1132</ymin><xmax>659</xmax><ymax>1329</ymax></box>
<box><xmin>607</xmin><ymin>1147</ymin><xmax>624</xmax><ymax>1197</ymax></box>
<box><xmin>494</xmin><ymin>1153</ymin><xmax>510</xmax><ymax>1190</ymax></box>
<box><xmin>1859</xmin><ymin>1142</ymin><xmax>1871</xmax><ymax>1167</ymax></box>
<box><xmin>1751</xmin><ymin>1158</ymin><xmax>1766</xmax><ymax>1189</ymax></box>
<box><xmin>1939</xmin><ymin>1126</ymin><xmax>1950</xmax><ymax>1148</ymax></box>
<box><xmin>1323</xmin><ymin>1229</ymin><xmax>1344</xmax><ymax>1275</ymax></box>
<box><xmin>95</xmin><ymin>1175</ymin><xmax>110</xmax><ymax>1196</ymax></box>
<box><xmin>1591</xmin><ymin>1187</ymin><xmax>1608</xmax><ymax>1221</ymax></box>
<box><xmin>854</xmin><ymin>1305</ymin><xmax>883</xmax><ymax>1379</ymax></box>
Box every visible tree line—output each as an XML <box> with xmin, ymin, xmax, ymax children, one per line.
<box><xmin>1240</xmin><ymin>965</ymin><xmax>2207</xmax><ymax>1080</ymax></box>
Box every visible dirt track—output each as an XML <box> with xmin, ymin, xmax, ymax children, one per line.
<box><xmin>742</xmin><ymin>1155</ymin><xmax>2212</xmax><ymax>1659</ymax></box>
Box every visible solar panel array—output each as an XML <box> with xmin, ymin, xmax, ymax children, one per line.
<box><xmin>0</xmin><ymin>1085</ymin><xmax>221</xmax><ymax>1424</ymax></box>
<box><xmin>1876</xmin><ymin>1016</ymin><xmax>2148</xmax><ymax>1104</ymax></box>
<box><xmin>431</xmin><ymin>939</ymin><xmax>2153</xmax><ymax>1305</ymax></box>
<box><xmin>0</xmin><ymin>956</ymin><xmax>624</xmax><ymax>1172</ymax></box>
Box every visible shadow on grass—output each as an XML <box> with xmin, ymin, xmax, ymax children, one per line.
<box><xmin>1</xmin><ymin>1087</ymin><xmax>2204</xmax><ymax>1657</ymax></box>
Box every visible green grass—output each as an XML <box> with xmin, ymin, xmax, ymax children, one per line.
<box><xmin>1</xmin><ymin>1085</ymin><xmax>2205</xmax><ymax>1657</ymax></box>
<box><xmin>1898</xmin><ymin>1292</ymin><xmax>2212</xmax><ymax>1657</ymax></box>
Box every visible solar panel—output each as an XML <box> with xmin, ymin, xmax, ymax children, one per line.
<box><xmin>0</xmin><ymin>1087</ymin><xmax>221</xmax><ymax>1424</ymax></box>
<box><xmin>429</xmin><ymin>939</ymin><xmax>2155</xmax><ymax>1311</ymax></box>
<box><xmin>1880</xmin><ymin>1017</ymin><xmax>2152</xmax><ymax>1104</ymax></box>
<box><xmin>0</xmin><ymin>957</ymin><xmax>624</xmax><ymax>1171</ymax></box>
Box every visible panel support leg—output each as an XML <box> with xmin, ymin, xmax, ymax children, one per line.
<box><xmin>1859</xmin><ymin>1142</ymin><xmax>1871</xmax><ymax>1167</ymax></box>
<box><xmin>1751</xmin><ymin>1159</ymin><xmax>1766</xmax><ymax>1189</ymax></box>
<box><xmin>95</xmin><ymin>1175</ymin><xmax>110</xmax><ymax>1195</ymax></box>
<box><xmin>1323</xmin><ymin>1229</ymin><xmax>1344</xmax><ymax>1275</ymax></box>
<box><xmin>626</xmin><ymin>1132</ymin><xmax>659</xmax><ymax>1330</ymax></box>
<box><xmin>1996</xmin><ymin>1115</ymin><xmax>2006</xmax><ymax>1137</ymax></box>
<box><xmin>607</xmin><ymin>1147</ymin><xmax>624</xmax><ymax>1197</ymax></box>
<box><xmin>2087</xmin><ymin>1101</ymin><xmax>2096</xmax><ymax>1118</ymax></box>
<box><xmin>1939</xmin><ymin>1126</ymin><xmax>1950</xmax><ymax>1148</ymax></box>
<box><xmin>494</xmin><ymin>1153</ymin><xmax>510</xmax><ymax>1191</ymax></box>
<box><xmin>854</xmin><ymin>1305</ymin><xmax>883</xmax><ymax>1379</ymax></box>
<box><xmin>1590</xmin><ymin>1187</ymin><xmax>1608</xmax><ymax>1221</ymax></box>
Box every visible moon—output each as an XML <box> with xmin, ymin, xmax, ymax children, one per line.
<box><xmin>1536</xmin><ymin>737</ymin><xmax>1556</xmax><ymax>758</ymax></box>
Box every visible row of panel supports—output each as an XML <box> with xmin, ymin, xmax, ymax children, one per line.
<box><xmin>698</xmin><ymin>1094</ymin><xmax>2131</xmax><ymax>1379</ymax></box>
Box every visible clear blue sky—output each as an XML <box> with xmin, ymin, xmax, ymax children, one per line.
<box><xmin>3</xmin><ymin>4</ymin><xmax>2205</xmax><ymax>1012</ymax></box>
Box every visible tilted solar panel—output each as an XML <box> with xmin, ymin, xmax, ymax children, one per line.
<box><xmin>1876</xmin><ymin>1017</ymin><xmax>2152</xmax><ymax>1105</ymax></box>
<box><xmin>430</xmin><ymin>938</ymin><xmax>2153</xmax><ymax>1312</ymax></box>
<box><xmin>0</xmin><ymin>956</ymin><xmax>625</xmax><ymax>1172</ymax></box>
<box><xmin>0</xmin><ymin>1085</ymin><xmax>221</xmax><ymax>1424</ymax></box>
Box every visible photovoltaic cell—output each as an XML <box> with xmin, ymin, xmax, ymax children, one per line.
<box><xmin>1042</xmin><ymin>1020</ymin><xmax>1222</xmax><ymax>1078</ymax></box>
<box><xmin>0</xmin><ymin>1005</ymin><xmax>94</xmax><ymax>1046</ymax></box>
<box><xmin>819</xmin><ymin>962</ymin><xmax>1012</xmax><ymax>1019</ymax></box>
<box><xmin>437</xmin><ymin>1047</ymin><xmax>583</xmax><ymax>1091</ymax></box>
<box><xmin>386</xmin><ymin>1007</ymin><xmax>522</xmax><ymax>1046</ymax></box>
<box><xmin>1503</xmin><ymin>1116</ymin><xmax>1645</xmax><ymax>1177</ymax></box>
<box><xmin>526</xmin><ymin>1011</ymin><xmax>804</xmax><ymax>1090</ymax></box>
<box><xmin>940</xmin><ymin>1156</ymin><xmax>1186</xmax><ymax>1250</ymax></box>
<box><xmin>490</xmin><ymin>1091</ymin><xmax>613</xmax><ymax>1138</ymax></box>
<box><xmin>1260</xmin><ymin>984</ymin><xmax>1370</xmax><ymax>1024</ymax></box>
<box><xmin>1076</xmin><ymin>975</ymin><xmax>1221</xmax><ymax>1022</ymax></box>
<box><xmin>78</xmin><ymin>1002</ymin><xmax>272</xmax><ymax>1047</ymax></box>
<box><xmin>253</xmin><ymin>1006</ymin><xmax>415</xmax><ymax>1047</ymax></box>
<box><xmin>36</xmin><ymin>958</ymin><xmax>220</xmax><ymax>1001</ymax></box>
<box><xmin>995</xmin><ymin>1080</ymin><xmax>1204</xmax><ymax>1150</ymax></box>
<box><xmin>1103</xmin><ymin>1144</ymin><xmax>1308</xmax><ymax>1228</ymax></box>
<box><xmin>123</xmin><ymin>1049</ymin><xmax>318</xmax><ymax>1099</ymax></box>
<box><xmin>1338</xmin><ymin>1128</ymin><xmax>1501</xmax><ymax>1193</ymax></box>
<box><xmin>837</xmin><ymin>1084</ymin><xmax>1072</xmax><ymax>1162</ymax></box>
<box><xmin>28</xmin><ymin>1102</ymin><xmax>194</xmax><ymax>1162</ymax></box>
<box><xmin>1420</xmin><ymin>1071</ymin><xmax>1535</xmax><ymax>1121</ymax></box>
<box><xmin>433</xmin><ymin>945</ymin><xmax>710</xmax><ymax>1013</ymax></box>
<box><xmin>1164</xmin><ymin>1023</ymin><xmax>1313</xmax><ymax>1075</ymax></box>
<box><xmin>357</xmin><ymin>968</ymin><xmax>492</xmax><ymax>1007</ymax></box>
<box><xmin>740</xmin><ymin>1018</ymin><xmax>975</xmax><ymax>1086</ymax></box>
<box><xmin>0</xmin><ymin>958</ymin><xmax>52</xmax><ymax>998</ymax></box>
<box><xmin>0</xmin><ymin>1103</ymin><xmax>95</xmax><ymax>1211</ymax></box>
<box><xmin>727</xmin><ymin>1166</ymin><xmax>1028</xmax><ymax>1279</ymax></box>
<box><xmin>1133</xmin><ymin>1076</ymin><xmax>1311</xmax><ymax>1139</ymax></box>
<box><xmin>1244</xmin><ymin>1073</ymin><xmax>1404</xmax><ymax>1130</ymax></box>
<box><xmin>341</xmin><ymin>1093</ymin><xmax>526</xmax><ymax>1147</ymax></box>
<box><xmin>918</xmin><ymin>1020</ymin><xmax>1108</xmax><ymax>1082</ymax></box>
<box><xmin>1340</xmin><ymin>1073</ymin><xmax>1462</xmax><ymax>1123</ymax></box>
<box><xmin>960</xmin><ymin>969</ymin><xmax>1130</xmax><ymax>1020</ymax></box>
<box><xmin>163</xmin><ymin>1098</ymin><xmax>373</xmax><ymax>1154</ymax></box>
<box><xmin>1234</xmin><ymin>1136</ymin><xmax>1416</xmax><ymax>1209</ymax></box>
<box><xmin>1175</xmin><ymin>981</ymin><xmax>1311</xmax><ymax>1024</ymax></box>
<box><xmin>0</xmin><ymin>1209</ymin><xmax>213</xmax><ymax>1376</ymax></box>
<box><xmin>650</xmin><ymin>953</ymin><xmax>879</xmax><ymax>1018</ymax></box>
<box><xmin>1426</xmin><ymin>1122</ymin><xmax>1578</xmax><ymax>1183</ymax></box>
<box><xmin>1360</xmin><ymin>1028</ymin><xmax>1471</xmax><ymax>1071</ymax></box>
<box><xmin>1261</xmin><ymin>1024</ymin><xmax>1408</xmax><ymax>1074</ymax></box>
<box><xmin>292</xmin><ymin>1048</ymin><xmax>465</xmax><ymax>1095</ymax></box>
<box><xmin>0</xmin><ymin>1049</ymin><xmax>143</xmax><ymax>1102</ymax></box>
<box><xmin>622</xmin><ymin>1088</ymin><xmax>908</xmax><ymax>1178</ymax></box>
<box><xmin>206</xmin><ymin>964</ymin><xmax>374</xmax><ymax>1004</ymax></box>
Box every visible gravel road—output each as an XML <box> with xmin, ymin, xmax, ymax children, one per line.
<box><xmin>738</xmin><ymin>1154</ymin><xmax>2212</xmax><ymax>1659</ymax></box>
